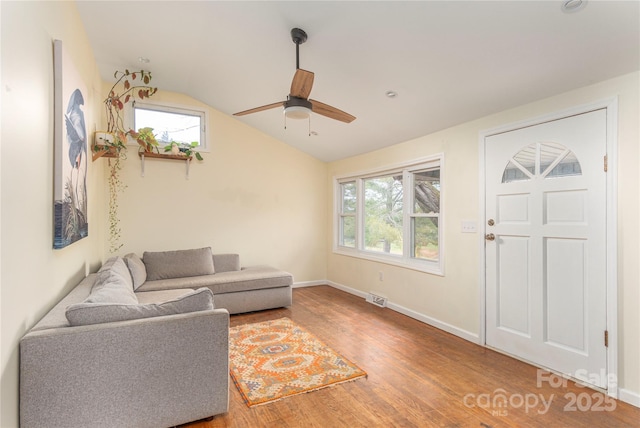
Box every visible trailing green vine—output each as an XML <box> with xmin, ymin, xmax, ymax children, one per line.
<box><xmin>98</xmin><ymin>69</ymin><xmax>157</xmax><ymax>253</ymax></box>
<box><xmin>107</xmin><ymin>155</ymin><xmax>127</xmax><ymax>253</ymax></box>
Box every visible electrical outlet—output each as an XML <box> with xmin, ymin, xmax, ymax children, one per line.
<box><xmin>379</xmin><ymin>271</ymin><xmax>384</xmax><ymax>281</ymax></box>
<box><xmin>461</xmin><ymin>220</ymin><xmax>477</xmax><ymax>233</ymax></box>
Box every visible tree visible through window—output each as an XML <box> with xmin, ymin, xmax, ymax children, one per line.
<box><xmin>364</xmin><ymin>174</ymin><xmax>404</xmax><ymax>254</ymax></box>
<box><xmin>336</xmin><ymin>156</ymin><xmax>443</xmax><ymax>274</ymax></box>
<box><xmin>412</xmin><ymin>169</ymin><xmax>440</xmax><ymax>261</ymax></box>
<box><xmin>339</xmin><ymin>182</ymin><xmax>356</xmax><ymax>248</ymax></box>
<box><xmin>133</xmin><ymin>102</ymin><xmax>206</xmax><ymax>150</ymax></box>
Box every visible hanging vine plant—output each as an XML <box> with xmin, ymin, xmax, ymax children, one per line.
<box><xmin>95</xmin><ymin>69</ymin><xmax>157</xmax><ymax>252</ymax></box>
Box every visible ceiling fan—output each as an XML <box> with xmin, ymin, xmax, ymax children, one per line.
<box><xmin>233</xmin><ymin>28</ymin><xmax>356</xmax><ymax>124</ymax></box>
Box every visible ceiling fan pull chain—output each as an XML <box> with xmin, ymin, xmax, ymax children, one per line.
<box><xmin>308</xmin><ymin>116</ymin><xmax>311</xmax><ymax>136</ymax></box>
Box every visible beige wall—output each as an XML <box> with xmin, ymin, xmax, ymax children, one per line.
<box><xmin>0</xmin><ymin>2</ymin><xmax>328</xmax><ymax>425</ymax></box>
<box><xmin>112</xmin><ymin>89</ymin><xmax>328</xmax><ymax>282</ymax></box>
<box><xmin>0</xmin><ymin>1</ymin><xmax>106</xmax><ymax>426</ymax></box>
<box><xmin>1</xmin><ymin>2</ymin><xmax>638</xmax><ymax>426</ymax></box>
<box><xmin>327</xmin><ymin>72</ymin><xmax>640</xmax><ymax>400</ymax></box>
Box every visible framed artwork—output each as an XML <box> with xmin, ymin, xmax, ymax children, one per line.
<box><xmin>53</xmin><ymin>39</ymin><xmax>88</xmax><ymax>249</ymax></box>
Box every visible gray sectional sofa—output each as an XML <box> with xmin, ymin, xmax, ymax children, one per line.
<box><xmin>135</xmin><ymin>249</ymin><xmax>293</xmax><ymax>314</ymax></box>
<box><xmin>19</xmin><ymin>248</ymin><xmax>293</xmax><ymax>428</ymax></box>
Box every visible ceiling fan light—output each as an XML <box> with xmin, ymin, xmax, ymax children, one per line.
<box><xmin>284</xmin><ymin>105</ymin><xmax>311</xmax><ymax>120</ymax></box>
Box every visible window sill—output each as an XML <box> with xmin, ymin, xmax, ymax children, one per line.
<box><xmin>332</xmin><ymin>247</ymin><xmax>444</xmax><ymax>276</ymax></box>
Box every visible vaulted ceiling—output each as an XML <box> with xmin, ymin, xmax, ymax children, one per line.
<box><xmin>77</xmin><ymin>1</ymin><xmax>640</xmax><ymax>162</ymax></box>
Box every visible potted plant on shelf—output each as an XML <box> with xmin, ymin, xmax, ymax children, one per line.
<box><xmin>93</xmin><ymin>69</ymin><xmax>157</xmax><ymax>158</ymax></box>
<box><xmin>95</xmin><ymin>69</ymin><xmax>158</xmax><ymax>253</ymax></box>
<box><xmin>129</xmin><ymin>126</ymin><xmax>160</xmax><ymax>153</ymax></box>
<box><xmin>163</xmin><ymin>141</ymin><xmax>204</xmax><ymax>161</ymax></box>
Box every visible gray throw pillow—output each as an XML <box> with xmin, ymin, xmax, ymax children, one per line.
<box><xmin>87</xmin><ymin>257</ymin><xmax>137</xmax><ymax>305</ymax></box>
<box><xmin>123</xmin><ymin>253</ymin><xmax>147</xmax><ymax>290</ymax></box>
<box><xmin>143</xmin><ymin>247</ymin><xmax>215</xmax><ymax>281</ymax></box>
<box><xmin>65</xmin><ymin>288</ymin><xmax>214</xmax><ymax>326</ymax></box>
<box><xmin>212</xmin><ymin>253</ymin><xmax>240</xmax><ymax>273</ymax></box>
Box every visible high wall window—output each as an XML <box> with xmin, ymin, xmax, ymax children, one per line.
<box><xmin>335</xmin><ymin>155</ymin><xmax>443</xmax><ymax>275</ymax></box>
<box><xmin>132</xmin><ymin>102</ymin><xmax>207</xmax><ymax>151</ymax></box>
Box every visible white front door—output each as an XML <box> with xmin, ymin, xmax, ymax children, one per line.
<box><xmin>485</xmin><ymin>109</ymin><xmax>608</xmax><ymax>388</ymax></box>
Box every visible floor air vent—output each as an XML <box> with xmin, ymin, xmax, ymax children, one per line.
<box><xmin>366</xmin><ymin>292</ymin><xmax>388</xmax><ymax>308</ymax></box>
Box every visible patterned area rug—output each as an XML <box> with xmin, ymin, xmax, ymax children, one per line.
<box><xmin>229</xmin><ymin>317</ymin><xmax>367</xmax><ymax>407</ymax></box>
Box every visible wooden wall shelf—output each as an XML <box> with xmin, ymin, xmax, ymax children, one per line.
<box><xmin>137</xmin><ymin>152</ymin><xmax>192</xmax><ymax>161</ymax></box>
<box><xmin>91</xmin><ymin>147</ymin><xmax>118</xmax><ymax>161</ymax></box>
<box><xmin>138</xmin><ymin>151</ymin><xmax>193</xmax><ymax>179</ymax></box>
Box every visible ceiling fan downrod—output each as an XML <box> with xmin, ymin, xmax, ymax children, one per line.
<box><xmin>291</xmin><ymin>28</ymin><xmax>307</xmax><ymax>70</ymax></box>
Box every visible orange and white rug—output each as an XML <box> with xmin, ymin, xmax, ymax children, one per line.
<box><xmin>229</xmin><ymin>317</ymin><xmax>367</xmax><ymax>407</ymax></box>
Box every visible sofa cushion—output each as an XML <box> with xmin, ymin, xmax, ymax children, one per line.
<box><xmin>143</xmin><ymin>247</ymin><xmax>215</xmax><ymax>281</ymax></box>
<box><xmin>136</xmin><ymin>265</ymin><xmax>293</xmax><ymax>294</ymax></box>
<box><xmin>135</xmin><ymin>288</ymin><xmax>194</xmax><ymax>304</ymax></box>
<box><xmin>87</xmin><ymin>257</ymin><xmax>137</xmax><ymax>305</ymax></box>
<box><xmin>124</xmin><ymin>253</ymin><xmax>147</xmax><ymax>290</ymax></box>
<box><xmin>213</xmin><ymin>254</ymin><xmax>240</xmax><ymax>273</ymax></box>
<box><xmin>65</xmin><ymin>287</ymin><xmax>214</xmax><ymax>326</ymax></box>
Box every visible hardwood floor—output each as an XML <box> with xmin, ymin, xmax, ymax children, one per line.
<box><xmin>181</xmin><ymin>285</ymin><xmax>640</xmax><ymax>428</ymax></box>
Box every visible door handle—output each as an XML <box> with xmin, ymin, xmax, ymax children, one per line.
<box><xmin>485</xmin><ymin>233</ymin><xmax>495</xmax><ymax>241</ymax></box>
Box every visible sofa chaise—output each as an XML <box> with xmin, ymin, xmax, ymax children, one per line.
<box><xmin>19</xmin><ymin>248</ymin><xmax>293</xmax><ymax>428</ymax></box>
<box><xmin>134</xmin><ymin>249</ymin><xmax>293</xmax><ymax>314</ymax></box>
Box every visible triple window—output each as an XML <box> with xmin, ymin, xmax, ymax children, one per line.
<box><xmin>336</xmin><ymin>155</ymin><xmax>443</xmax><ymax>274</ymax></box>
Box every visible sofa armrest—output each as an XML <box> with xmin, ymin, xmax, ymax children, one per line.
<box><xmin>20</xmin><ymin>309</ymin><xmax>229</xmax><ymax>428</ymax></box>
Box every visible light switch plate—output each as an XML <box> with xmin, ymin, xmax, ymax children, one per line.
<box><xmin>461</xmin><ymin>220</ymin><xmax>477</xmax><ymax>233</ymax></box>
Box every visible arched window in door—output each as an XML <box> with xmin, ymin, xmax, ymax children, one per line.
<box><xmin>502</xmin><ymin>141</ymin><xmax>582</xmax><ymax>183</ymax></box>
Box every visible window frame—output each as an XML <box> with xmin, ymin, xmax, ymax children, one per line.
<box><xmin>334</xmin><ymin>154</ymin><xmax>444</xmax><ymax>275</ymax></box>
<box><xmin>130</xmin><ymin>101</ymin><xmax>209</xmax><ymax>152</ymax></box>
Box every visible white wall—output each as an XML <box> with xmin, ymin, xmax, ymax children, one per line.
<box><xmin>327</xmin><ymin>72</ymin><xmax>640</xmax><ymax>402</ymax></box>
<box><xmin>1</xmin><ymin>1</ymin><xmax>106</xmax><ymax>426</ymax></box>
<box><xmin>112</xmin><ymin>89</ymin><xmax>328</xmax><ymax>282</ymax></box>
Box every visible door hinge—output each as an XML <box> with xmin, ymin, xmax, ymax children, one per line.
<box><xmin>604</xmin><ymin>155</ymin><xmax>608</xmax><ymax>172</ymax></box>
<box><xmin>604</xmin><ymin>330</ymin><xmax>609</xmax><ymax>347</ymax></box>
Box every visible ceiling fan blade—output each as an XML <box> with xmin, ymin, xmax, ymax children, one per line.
<box><xmin>290</xmin><ymin>69</ymin><xmax>315</xmax><ymax>99</ymax></box>
<box><xmin>233</xmin><ymin>101</ymin><xmax>284</xmax><ymax>116</ymax></box>
<box><xmin>310</xmin><ymin>99</ymin><xmax>356</xmax><ymax>123</ymax></box>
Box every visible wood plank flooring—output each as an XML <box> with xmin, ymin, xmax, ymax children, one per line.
<box><xmin>181</xmin><ymin>285</ymin><xmax>640</xmax><ymax>427</ymax></box>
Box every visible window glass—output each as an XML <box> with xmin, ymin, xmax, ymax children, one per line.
<box><xmin>412</xmin><ymin>217</ymin><xmax>438</xmax><ymax>261</ymax></box>
<box><xmin>339</xmin><ymin>181</ymin><xmax>356</xmax><ymax>248</ymax></box>
<box><xmin>340</xmin><ymin>216</ymin><xmax>356</xmax><ymax>248</ymax></box>
<box><xmin>341</xmin><ymin>182</ymin><xmax>356</xmax><ymax>213</ymax></box>
<box><xmin>502</xmin><ymin>161</ymin><xmax>531</xmax><ymax>183</ymax></box>
<box><xmin>363</xmin><ymin>175</ymin><xmax>403</xmax><ymax>255</ymax></box>
<box><xmin>335</xmin><ymin>156</ymin><xmax>443</xmax><ymax>274</ymax></box>
<box><xmin>513</xmin><ymin>143</ymin><xmax>536</xmax><ymax>174</ymax></box>
<box><xmin>411</xmin><ymin>168</ymin><xmax>440</xmax><ymax>261</ymax></box>
<box><xmin>133</xmin><ymin>103</ymin><xmax>206</xmax><ymax>149</ymax></box>
<box><xmin>413</xmin><ymin>170</ymin><xmax>440</xmax><ymax>214</ymax></box>
<box><xmin>501</xmin><ymin>142</ymin><xmax>581</xmax><ymax>183</ymax></box>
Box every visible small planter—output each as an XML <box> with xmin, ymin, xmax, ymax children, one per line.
<box><xmin>92</xmin><ymin>132</ymin><xmax>120</xmax><ymax>160</ymax></box>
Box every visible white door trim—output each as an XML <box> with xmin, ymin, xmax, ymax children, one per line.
<box><xmin>477</xmin><ymin>97</ymin><xmax>618</xmax><ymax>397</ymax></box>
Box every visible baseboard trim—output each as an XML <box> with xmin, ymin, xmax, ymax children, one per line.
<box><xmin>386</xmin><ymin>301</ymin><xmax>480</xmax><ymax>344</ymax></box>
<box><xmin>619</xmin><ymin>388</ymin><xmax>640</xmax><ymax>408</ymax></box>
<box><xmin>326</xmin><ymin>280</ymin><xmax>479</xmax><ymax>344</ymax></box>
<box><xmin>292</xmin><ymin>280</ymin><xmax>326</xmax><ymax>288</ymax></box>
<box><xmin>325</xmin><ymin>280</ymin><xmax>368</xmax><ymax>298</ymax></box>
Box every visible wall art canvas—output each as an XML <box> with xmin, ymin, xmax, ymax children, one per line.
<box><xmin>53</xmin><ymin>39</ymin><xmax>88</xmax><ymax>249</ymax></box>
